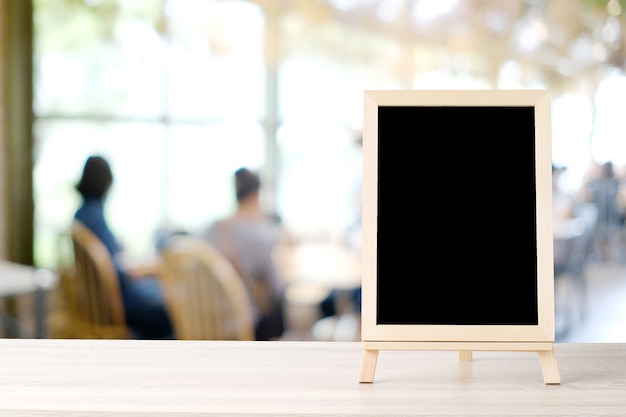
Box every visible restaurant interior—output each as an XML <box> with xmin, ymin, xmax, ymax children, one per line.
<box><xmin>2</xmin><ymin>0</ymin><xmax>626</xmax><ymax>343</ymax></box>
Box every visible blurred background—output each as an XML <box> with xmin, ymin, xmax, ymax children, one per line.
<box><xmin>2</xmin><ymin>0</ymin><xmax>626</xmax><ymax>342</ymax></box>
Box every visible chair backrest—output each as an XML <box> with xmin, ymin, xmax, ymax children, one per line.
<box><xmin>62</xmin><ymin>219</ymin><xmax>131</xmax><ymax>339</ymax></box>
<box><xmin>160</xmin><ymin>235</ymin><xmax>255</xmax><ymax>340</ymax></box>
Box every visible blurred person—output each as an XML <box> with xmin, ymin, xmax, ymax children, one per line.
<box><xmin>553</xmin><ymin>165</ymin><xmax>577</xmax><ymax>225</ymax></box>
<box><xmin>74</xmin><ymin>155</ymin><xmax>173</xmax><ymax>339</ymax></box>
<box><xmin>203</xmin><ymin>167</ymin><xmax>286</xmax><ymax>341</ymax></box>
<box><xmin>552</xmin><ymin>165</ymin><xmax>582</xmax><ymax>276</ymax></box>
<box><xmin>583</xmin><ymin>161</ymin><xmax>624</xmax><ymax>263</ymax></box>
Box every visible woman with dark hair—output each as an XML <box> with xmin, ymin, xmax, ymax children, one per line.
<box><xmin>74</xmin><ymin>155</ymin><xmax>173</xmax><ymax>339</ymax></box>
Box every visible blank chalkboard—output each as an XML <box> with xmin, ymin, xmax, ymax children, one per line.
<box><xmin>377</xmin><ymin>106</ymin><xmax>538</xmax><ymax>325</ymax></box>
<box><xmin>360</xmin><ymin>90</ymin><xmax>555</xmax><ymax>344</ymax></box>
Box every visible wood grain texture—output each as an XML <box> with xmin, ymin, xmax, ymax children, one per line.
<box><xmin>0</xmin><ymin>340</ymin><xmax>625</xmax><ymax>416</ymax></box>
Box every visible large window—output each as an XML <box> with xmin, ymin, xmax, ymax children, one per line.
<box><xmin>33</xmin><ymin>0</ymin><xmax>269</xmax><ymax>267</ymax></box>
<box><xmin>32</xmin><ymin>0</ymin><xmax>409</xmax><ymax>268</ymax></box>
<box><xmin>33</xmin><ymin>0</ymin><xmax>626</xmax><ymax>272</ymax></box>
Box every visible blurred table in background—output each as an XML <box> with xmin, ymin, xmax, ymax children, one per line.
<box><xmin>274</xmin><ymin>242</ymin><xmax>361</xmax><ymax>305</ymax></box>
<box><xmin>273</xmin><ymin>243</ymin><xmax>362</xmax><ymax>341</ymax></box>
<box><xmin>0</xmin><ymin>260</ymin><xmax>58</xmax><ymax>338</ymax></box>
<box><xmin>275</xmin><ymin>243</ymin><xmax>361</xmax><ymax>288</ymax></box>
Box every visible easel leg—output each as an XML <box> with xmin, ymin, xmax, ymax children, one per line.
<box><xmin>458</xmin><ymin>351</ymin><xmax>473</xmax><ymax>361</ymax></box>
<box><xmin>359</xmin><ymin>349</ymin><xmax>379</xmax><ymax>383</ymax></box>
<box><xmin>538</xmin><ymin>349</ymin><xmax>561</xmax><ymax>385</ymax></box>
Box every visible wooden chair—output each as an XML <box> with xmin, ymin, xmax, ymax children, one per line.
<box><xmin>159</xmin><ymin>235</ymin><xmax>255</xmax><ymax>340</ymax></box>
<box><xmin>60</xmin><ymin>220</ymin><xmax>132</xmax><ymax>339</ymax></box>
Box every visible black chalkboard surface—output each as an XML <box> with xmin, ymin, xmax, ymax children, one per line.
<box><xmin>377</xmin><ymin>106</ymin><xmax>538</xmax><ymax>325</ymax></box>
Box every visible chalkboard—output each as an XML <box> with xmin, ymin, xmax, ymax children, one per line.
<box><xmin>359</xmin><ymin>90</ymin><xmax>559</xmax><ymax>384</ymax></box>
<box><xmin>377</xmin><ymin>105</ymin><xmax>538</xmax><ymax>326</ymax></box>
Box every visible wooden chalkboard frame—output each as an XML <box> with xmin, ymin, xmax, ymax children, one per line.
<box><xmin>359</xmin><ymin>90</ymin><xmax>560</xmax><ymax>384</ymax></box>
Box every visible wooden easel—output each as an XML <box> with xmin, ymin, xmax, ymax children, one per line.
<box><xmin>359</xmin><ymin>341</ymin><xmax>560</xmax><ymax>384</ymax></box>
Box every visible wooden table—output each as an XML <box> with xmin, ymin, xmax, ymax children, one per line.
<box><xmin>273</xmin><ymin>242</ymin><xmax>361</xmax><ymax>308</ymax></box>
<box><xmin>274</xmin><ymin>243</ymin><xmax>361</xmax><ymax>289</ymax></box>
<box><xmin>0</xmin><ymin>340</ymin><xmax>624</xmax><ymax>416</ymax></box>
<box><xmin>0</xmin><ymin>260</ymin><xmax>58</xmax><ymax>338</ymax></box>
<box><xmin>273</xmin><ymin>243</ymin><xmax>362</xmax><ymax>340</ymax></box>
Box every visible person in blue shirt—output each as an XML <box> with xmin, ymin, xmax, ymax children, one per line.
<box><xmin>74</xmin><ymin>155</ymin><xmax>173</xmax><ymax>339</ymax></box>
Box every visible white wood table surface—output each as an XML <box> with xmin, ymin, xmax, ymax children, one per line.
<box><xmin>0</xmin><ymin>340</ymin><xmax>624</xmax><ymax>416</ymax></box>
